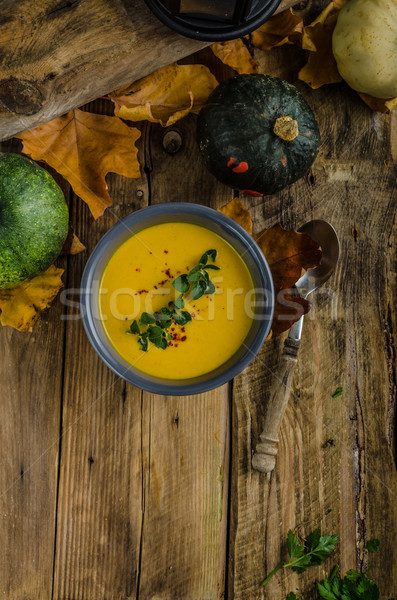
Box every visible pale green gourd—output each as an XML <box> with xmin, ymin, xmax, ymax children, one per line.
<box><xmin>332</xmin><ymin>0</ymin><xmax>397</xmax><ymax>99</ymax></box>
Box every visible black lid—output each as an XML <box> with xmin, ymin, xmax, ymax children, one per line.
<box><xmin>144</xmin><ymin>0</ymin><xmax>282</xmax><ymax>41</ymax></box>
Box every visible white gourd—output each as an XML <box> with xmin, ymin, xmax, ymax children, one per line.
<box><xmin>332</xmin><ymin>0</ymin><xmax>397</xmax><ymax>99</ymax></box>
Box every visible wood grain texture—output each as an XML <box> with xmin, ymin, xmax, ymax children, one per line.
<box><xmin>228</xmin><ymin>42</ymin><xmax>397</xmax><ymax>599</ymax></box>
<box><xmin>0</xmin><ymin>0</ymin><xmax>295</xmax><ymax>141</ymax></box>
<box><xmin>0</xmin><ymin>137</ymin><xmax>68</xmax><ymax>599</ymax></box>
<box><xmin>51</xmin><ymin>110</ymin><xmax>233</xmax><ymax>599</ymax></box>
<box><xmin>0</xmin><ymin>10</ymin><xmax>397</xmax><ymax>600</ymax></box>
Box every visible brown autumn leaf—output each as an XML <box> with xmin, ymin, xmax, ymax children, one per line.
<box><xmin>17</xmin><ymin>109</ymin><xmax>141</xmax><ymax>220</ymax></box>
<box><xmin>211</xmin><ymin>39</ymin><xmax>259</xmax><ymax>74</ymax></box>
<box><xmin>251</xmin><ymin>8</ymin><xmax>303</xmax><ymax>51</ymax></box>
<box><xmin>358</xmin><ymin>93</ymin><xmax>397</xmax><ymax>114</ymax></box>
<box><xmin>255</xmin><ymin>223</ymin><xmax>322</xmax><ymax>290</ymax></box>
<box><xmin>0</xmin><ymin>265</ymin><xmax>64</xmax><ymax>332</ymax></box>
<box><xmin>218</xmin><ymin>199</ymin><xmax>322</xmax><ymax>335</ymax></box>
<box><xmin>218</xmin><ymin>197</ymin><xmax>253</xmax><ymax>234</ymax></box>
<box><xmin>298</xmin><ymin>0</ymin><xmax>346</xmax><ymax>90</ymax></box>
<box><xmin>255</xmin><ymin>223</ymin><xmax>322</xmax><ymax>335</ymax></box>
<box><xmin>61</xmin><ymin>226</ymin><xmax>86</xmax><ymax>255</ymax></box>
<box><xmin>109</xmin><ymin>64</ymin><xmax>218</xmax><ymax>126</ymax></box>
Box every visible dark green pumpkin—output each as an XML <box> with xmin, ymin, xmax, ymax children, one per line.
<box><xmin>0</xmin><ymin>153</ymin><xmax>69</xmax><ymax>289</ymax></box>
<box><xmin>196</xmin><ymin>74</ymin><xmax>320</xmax><ymax>196</ymax></box>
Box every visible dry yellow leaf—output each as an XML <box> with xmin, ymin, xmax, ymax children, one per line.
<box><xmin>109</xmin><ymin>64</ymin><xmax>218</xmax><ymax>126</ymax></box>
<box><xmin>358</xmin><ymin>93</ymin><xmax>397</xmax><ymax>113</ymax></box>
<box><xmin>0</xmin><ymin>265</ymin><xmax>64</xmax><ymax>332</ymax></box>
<box><xmin>299</xmin><ymin>12</ymin><xmax>342</xmax><ymax>89</ymax></box>
<box><xmin>61</xmin><ymin>226</ymin><xmax>86</xmax><ymax>255</ymax></box>
<box><xmin>251</xmin><ymin>8</ymin><xmax>303</xmax><ymax>51</ymax></box>
<box><xmin>17</xmin><ymin>109</ymin><xmax>141</xmax><ymax>219</ymax></box>
<box><xmin>218</xmin><ymin>197</ymin><xmax>253</xmax><ymax>234</ymax></box>
<box><xmin>211</xmin><ymin>39</ymin><xmax>259</xmax><ymax>74</ymax></box>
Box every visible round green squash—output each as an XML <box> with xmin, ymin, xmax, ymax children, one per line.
<box><xmin>0</xmin><ymin>153</ymin><xmax>69</xmax><ymax>289</ymax></box>
<box><xmin>196</xmin><ymin>74</ymin><xmax>320</xmax><ymax>196</ymax></box>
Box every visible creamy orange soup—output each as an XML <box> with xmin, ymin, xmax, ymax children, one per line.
<box><xmin>99</xmin><ymin>222</ymin><xmax>254</xmax><ymax>379</ymax></box>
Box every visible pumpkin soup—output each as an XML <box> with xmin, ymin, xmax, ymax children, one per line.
<box><xmin>99</xmin><ymin>222</ymin><xmax>255</xmax><ymax>379</ymax></box>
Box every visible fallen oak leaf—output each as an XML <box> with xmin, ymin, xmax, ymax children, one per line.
<box><xmin>109</xmin><ymin>63</ymin><xmax>218</xmax><ymax>126</ymax></box>
<box><xmin>358</xmin><ymin>92</ymin><xmax>397</xmax><ymax>114</ymax></box>
<box><xmin>211</xmin><ymin>39</ymin><xmax>259</xmax><ymax>74</ymax></box>
<box><xmin>0</xmin><ymin>265</ymin><xmax>64</xmax><ymax>332</ymax></box>
<box><xmin>218</xmin><ymin>197</ymin><xmax>253</xmax><ymax>234</ymax></box>
<box><xmin>255</xmin><ymin>223</ymin><xmax>322</xmax><ymax>334</ymax></box>
<box><xmin>298</xmin><ymin>0</ymin><xmax>346</xmax><ymax>90</ymax></box>
<box><xmin>255</xmin><ymin>223</ymin><xmax>322</xmax><ymax>290</ymax></box>
<box><xmin>251</xmin><ymin>8</ymin><xmax>303</xmax><ymax>51</ymax></box>
<box><xmin>218</xmin><ymin>199</ymin><xmax>322</xmax><ymax>335</ymax></box>
<box><xmin>17</xmin><ymin>109</ymin><xmax>141</xmax><ymax>219</ymax></box>
<box><xmin>61</xmin><ymin>226</ymin><xmax>86</xmax><ymax>255</ymax></box>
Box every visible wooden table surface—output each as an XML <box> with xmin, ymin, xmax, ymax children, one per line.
<box><xmin>1</xmin><ymin>1</ymin><xmax>397</xmax><ymax>599</ymax></box>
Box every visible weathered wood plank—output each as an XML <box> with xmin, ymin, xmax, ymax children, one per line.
<box><xmin>51</xmin><ymin>118</ymin><xmax>150</xmax><ymax>597</ymax></box>
<box><xmin>0</xmin><ymin>0</ymin><xmax>295</xmax><ymax>141</ymax></box>
<box><xmin>228</xmin><ymin>44</ymin><xmax>397</xmax><ymax>599</ymax></box>
<box><xmin>136</xmin><ymin>115</ymin><xmax>233</xmax><ymax>600</ymax></box>
<box><xmin>0</xmin><ymin>138</ymin><xmax>67</xmax><ymax>599</ymax></box>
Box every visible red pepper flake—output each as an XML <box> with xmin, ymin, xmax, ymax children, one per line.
<box><xmin>171</xmin><ymin>327</ymin><xmax>175</xmax><ymax>331</ymax></box>
<box><xmin>281</xmin><ymin>157</ymin><xmax>287</xmax><ymax>167</ymax></box>
<box><xmin>135</xmin><ymin>268</ymin><xmax>141</xmax><ymax>271</ymax></box>
<box><xmin>149</xmin><ymin>251</ymin><xmax>152</xmax><ymax>254</ymax></box>
<box><xmin>154</xmin><ymin>285</ymin><xmax>158</xmax><ymax>289</ymax></box>
<box><xmin>227</xmin><ymin>156</ymin><xmax>236</xmax><ymax>167</ymax></box>
<box><xmin>164</xmin><ymin>250</ymin><xmax>168</xmax><ymax>254</ymax></box>
<box><xmin>181</xmin><ymin>336</ymin><xmax>187</xmax><ymax>342</ymax></box>
<box><xmin>138</xmin><ymin>289</ymin><xmax>148</xmax><ymax>294</ymax></box>
<box><xmin>175</xmin><ymin>343</ymin><xmax>179</xmax><ymax>347</ymax></box>
<box><xmin>191</xmin><ymin>312</ymin><xmax>196</xmax><ymax>317</ymax></box>
<box><xmin>186</xmin><ymin>266</ymin><xmax>190</xmax><ymax>271</ymax></box>
<box><xmin>181</xmin><ymin>327</ymin><xmax>185</xmax><ymax>332</ymax></box>
<box><xmin>164</xmin><ymin>268</ymin><xmax>172</xmax><ymax>278</ymax></box>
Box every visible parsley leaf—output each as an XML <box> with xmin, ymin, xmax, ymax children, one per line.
<box><xmin>366</xmin><ymin>539</ymin><xmax>380</xmax><ymax>553</ymax></box>
<box><xmin>129</xmin><ymin>320</ymin><xmax>140</xmax><ymax>334</ymax></box>
<box><xmin>262</xmin><ymin>529</ymin><xmax>338</xmax><ymax>586</ymax></box>
<box><xmin>332</xmin><ymin>386</ymin><xmax>343</xmax><ymax>398</ymax></box>
<box><xmin>286</xmin><ymin>593</ymin><xmax>300</xmax><ymax>600</ymax></box>
<box><xmin>172</xmin><ymin>274</ymin><xmax>190</xmax><ymax>293</ymax></box>
<box><xmin>139</xmin><ymin>312</ymin><xmax>156</xmax><ymax>326</ymax></box>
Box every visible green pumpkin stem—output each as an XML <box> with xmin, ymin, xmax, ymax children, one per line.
<box><xmin>273</xmin><ymin>116</ymin><xmax>299</xmax><ymax>142</ymax></box>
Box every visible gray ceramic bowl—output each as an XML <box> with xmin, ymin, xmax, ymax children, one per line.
<box><xmin>80</xmin><ymin>202</ymin><xmax>274</xmax><ymax>395</ymax></box>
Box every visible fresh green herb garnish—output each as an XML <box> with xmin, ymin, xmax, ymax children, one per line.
<box><xmin>366</xmin><ymin>539</ymin><xmax>380</xmax><ymax>553</ymax></box>
<box><xmin>173</xmin><ymin>249</ymin><xmax>219</xmax><ymax>302</ymax></box>
<box><xmin>278</xmin><ymin>534</ymin><xmax>392</xmax><ymax>600</ymax></box>
<box><xmin>332</xmin><ymin>386</ymin><xmax>343</xmax><ymax>398</ymax></box>
<box><xmin>127</xmin><ymin>249</ymin><xmax>219</xmax><ymax>351</ymax></box>
<box><xmin>262</xmin><ymin>529</ymin><xmax>338</xmax><ymax>587</ymax></box>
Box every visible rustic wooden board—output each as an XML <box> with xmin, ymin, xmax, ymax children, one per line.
<box><xmin>228</xmin><ymin>45</ymin><xmax>397</xmax><ymax>599</ymax></box>
<box><xmin>0</xmin><ymin>0</ymin><xmax>294</xmax><ymax>141</ymax></box>
<box><xmin>0</xmin><ymin>12</ymin><xmax>396</xmax><ymax>600</ymax></box>
<box><xmin>0</xmin><ymin>137</ymin><xmax>68</xmax><ymax>600</ymax></box>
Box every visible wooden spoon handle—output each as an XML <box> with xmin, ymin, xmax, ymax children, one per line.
<box><xmin>252</xmin><ymin>337</ymin><xmax>300</xmax><ymax>473</ymax></box>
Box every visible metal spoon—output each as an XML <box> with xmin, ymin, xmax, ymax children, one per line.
<box><xmin>252</xmin><ymin>220</ymin><xmax>340</xmax><ymax>473</ymax></box>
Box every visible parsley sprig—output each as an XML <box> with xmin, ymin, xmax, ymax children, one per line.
<box><xmin>266</xmin><ymin>532</ymin><xmax>394</xmax><ymax>600</ymax></box>
<box><xmin>127</xmin><ymin>249</ymin><xmax>219</xmax><ymax>351</ymax></box>
<box><xmin>262</xmin><ymin>529</ymin><xmax>338</xmax><ymax>587</ymax></box>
